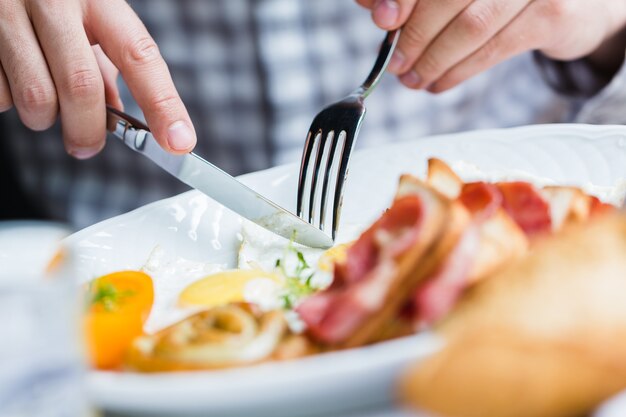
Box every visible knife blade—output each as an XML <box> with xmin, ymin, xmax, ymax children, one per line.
<box><xmin>106</xmin><ymin>107</ymin><xmax>333</xmax><ymax>249</ymax></box>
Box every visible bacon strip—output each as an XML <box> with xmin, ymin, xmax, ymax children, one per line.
<box><xmin>460</xmin><ymin>181</ymin><xmax>552</xmax><ymax>236</ymax></box>
<box><xmin>297</xmin><ymin>196</ymin><xmax>426</xmax><ymax>344</ymax></box>
<box><xmin>496</xmin><ymin>182</ymin><xmax>552</xmax><ymax>236</ymax></box>
<box><xmin>299</xmin><ymin>158</ymin><xmax>618</xmax><ymax>348</ymax></box>
<box><xmin>413</xmin><ymin>225</ymin><xmax>479</xmax><ymax>325</ymax></box>
<box><xmin>459</xmin><ymin>182</ymin><xmax>502</xmax><ymax>221</ymax></box>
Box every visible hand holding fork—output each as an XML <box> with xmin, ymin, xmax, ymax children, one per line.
<box><xmin>297</xmin><ymin>30</ymin><xmax>400</xmax><ymax>241</ymax></box>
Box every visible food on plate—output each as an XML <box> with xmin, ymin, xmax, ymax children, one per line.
<box><xmin>400</xmin><ymin>212</ymin><xmax>626</xmax><ymax>417</ymax></box>
<box><xmin>45</xmin><ymin>249</ymin><xmax>66</xmax><ymax>275</ymax></box>
<box><xmin>125</xmin><ymin>303</ymin><xmax>313</xmax><ymax>372</ymax></box>
<box><xmin>297</xmin><ymin>175</ymin><xmax>464</xmax><ymax>348</ymax></box>
<box><xmin>123</xmin><ymin>234</ymin><xmax>338</xmax><ymax>371</ymax></box>
<box><xmin>178</xmin><ymin>270</ymin><xmax>283</xmax><ymax>309</ymax></box>
<box><xmin>83</xmin><ymin>271</ymin><xmax>154</xmax><ymax>369</ymax></box>
<box><xmin>84</xmin><ymin>158</ymin><xmax>621</xmax><ymax>372</ymax></box>
<box><xmin>296</xmin><ymin>158</ymin><xmax>618</xmax><ymax>347</ymax></box>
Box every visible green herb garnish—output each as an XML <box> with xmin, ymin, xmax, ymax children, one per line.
<box><xmin>274</xmin><ymin>235</ymin><xmax>319</xmax><ymax>310</ymax></box>
<box><xmin>88</xmin><ymin>282</ymin><xmax>135</xmax><ymax>312</ymax></box>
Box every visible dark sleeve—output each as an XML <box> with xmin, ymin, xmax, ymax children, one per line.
<box><xmin>533</xmin><ymin>51</ymin><xmax>615</xmax><ymax>99</ymax></box>
<box><xmin>533</xmin><ymin>49</ymin><xmax>626</xmax><ymax>125</ymax></box>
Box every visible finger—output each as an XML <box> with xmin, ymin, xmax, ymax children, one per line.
<box><xmin>30</xmin><ymin>0</ymin><xmax>106</xmax><ymax>159</ymax></box>
<box><xmin>404</xmin><ymin>0</ymin><xmax>530</xmax><ymax>89</ymax></box>
<box><xmin>355</xmin><ymin>0</ymin><xmax>376</xmax><ymax>9</ymax></box>
<box><xmin>87</xmin><ymin>0</ymin><xmax>196</xmax><ymax>154</ymax></box>
<box><xmin>428</xmin><ymin>5</ymin><xmax>544</xmax><ymax>93</ymax></box>
<box><xmin>536</xmin><ymin>1</ymin><xmax>606</xmax><ymax>60</ymax></box>
<box><xmin>0</xmin><ymin>64</ymin><xmax>13</xmax><ymax>112</ymax></box>
<box><xmin>0</xmin><ymin>4</ymin><xmax>58</xmax><ymax>130</ymax></box>
<box><xmin>93</xmin><ymin>45</ymin><xmax>123</xmax><ymax>110</ymax></box>
<box><xmin>387</xmin><ymin>0</ymin><xmax>473</xmax><ymax>75</ymax></box>
<box><xmin>371</xmin><ymin>0</ymin><xmax>417</xmax><ymax>31</ymax></box>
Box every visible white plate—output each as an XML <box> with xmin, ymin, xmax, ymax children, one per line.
<box><xmin>63</xmin><ymin>124</ymin><xmax>626</xmax><ymax>417</ymax></box>
<box><xmin>0</xmin><ymin>221</ymin><xmax>71</xmax><ymax>280</ymax></box>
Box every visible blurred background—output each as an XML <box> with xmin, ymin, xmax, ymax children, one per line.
<box><xmin>2</xmin><ymin>1</ymin><xmax>626</xmax><ymax>416</ymax></box>
<box><xmin>0</xmin><ymin>0</ymin><xmax>576</xmax><ymax>233</ymax></box>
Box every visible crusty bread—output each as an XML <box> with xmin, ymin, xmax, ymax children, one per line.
<box><xmin>541</xmin><ymin>186</ymin><xmax>592</xmax><ymax>231</ymax></box>
<box><xmin>467</xmin><ymin>208</ymin><xmax>528</xmax><ymax>284</ymax></box>
<box><xmin>426</xmin><ymin>157</ymin><xmax>463</xmax><ymax>199</ymax></box>
<box><xmin>341</xmin><ymin>175</ymin><xmax>466</xmax><ymax>349</ymax></box>
<box><xmin>400</xmin><ymin>213</ymin><xmax>626</xmax><ymax>417</ymax></box>
<box><xmin>425</xmin><ymin>158</ymin><xmax>529</xmax><ymax>284</ymax></box>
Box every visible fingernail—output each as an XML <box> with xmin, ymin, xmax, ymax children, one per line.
<box><xmin>69</xmin><ymin>146</ymin><xmax>102</xmax><ymax>160</ymax></box>
<box><xmin>387</xmin><ymin>49</ymin><xmax>405</xmax><ymax>73</ymax></box>
<box><xmin>400</xmin><ymin>71</ymin><xmax>422</xmax><ymax>88</ymax></box>
<box><xmin>167</xmin><ymin>121</ymin><xmax>195</xmax><ymax>151</ymax></box>
<box><xmin>373</xmin><ymin>0</ymin><xmax>400</xmax><ymax>28</ymax></box>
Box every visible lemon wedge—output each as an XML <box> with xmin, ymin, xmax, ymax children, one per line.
<box><xmin>178</xmin><ymin>270</ymin><xmax>283</xmax><ymax>308</ymax></box>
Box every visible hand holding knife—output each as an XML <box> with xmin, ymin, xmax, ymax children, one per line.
<box><xmin>106</xmin><ymin>106</ymin><xmax>333</xmax><ymax>249</ymax></box>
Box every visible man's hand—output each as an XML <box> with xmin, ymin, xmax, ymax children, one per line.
<box><xmin>357</xmin><ymin>0</ymin><xmax>626</xmax><ymax>93</ymax></box>
<box><xmin>0</xmin><ymin>0</ymin><xmax>196</xmax><ymax>158</ymax></box>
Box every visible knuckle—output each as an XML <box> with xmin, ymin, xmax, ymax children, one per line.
<box><xmin>123</xmin><ymin>35</ymin><xmax>162</xmax><ymax>67</ymax></box>
<box><xmin>35</xmin><ymin>0</ymin><xmax>58</xmax><ymax>9</ymax></box>
<box><xmin>477</xmin><ymin>37</ymin><xmax>500</xmax><ymax>63</ymax></box>
<box><xmin>0</xmin><ymin>1</ymin><xmax>18</xmax><ymax>23</ymax></box>
<box><xmin>416</xmin><ymin>53</ymin><xmax>441</xmax><ymax>79</ymax></box>
<box><xmin>65</xmin><ymin>67</ymin><xmax>102</xmax><ymax>100</ymax></box>
<box><xmin>538</xmin><ymin>0</ymin><xmax>575</xmax><ymax>25</ymax></box>
<box><xmin>19</xmin><ymin>80</ymin><xmax>57</xmax><ymax>114</ymax></box>
<box><xmin>150</xmin><ymin>92</ymin><xmax>180</xmax><ymax>114</ymax></box>
<box><xmin>458</xmin><ymin>4</ymin><xmax>494</xmax><ymax>38</ymax></box>
<box><xmin>402</xmin><ymin>23</ymin><xmax>429</xmax><ymax>49</ymax></box>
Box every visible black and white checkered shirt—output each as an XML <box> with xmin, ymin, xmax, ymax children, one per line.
<box><xmin>3</xmin><ymin>0</ymin><xmax>626</xmax><ymax>228</ymax></box>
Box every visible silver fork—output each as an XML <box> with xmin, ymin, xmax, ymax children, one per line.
<box><xmin>296</xmin><ymin>30</ymin><xmax>400</xmax><ymax>241</ymax></box>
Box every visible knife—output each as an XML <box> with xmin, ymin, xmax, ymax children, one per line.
<box><xmin>106</xmin><ymin>106</ymin><xmax>333</xmax><ymax>249</ymax></box>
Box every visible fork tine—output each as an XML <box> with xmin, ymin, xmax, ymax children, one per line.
<box><xmin>307</xmin><ymin>130</ymin><xmax>331</xmax><ymax>225</ymax></box>
<box><xmin>297</xmin><ymin>31</ymin><xmax>397</xmax><ymax>242</ymax></box>
<box><xmin>319</xmin><ymin>130</ymin><xmax>340</xmax><ymax>232</ymax></box>
<box><xmin>331</xmin><ymin>128</ymin><xmax>357</xmax><ymax>240</ymax></box>
<box><xmin>297</xmin><ymin>130</ymin><xmax>316</xmax><ymax>218</ymax></box>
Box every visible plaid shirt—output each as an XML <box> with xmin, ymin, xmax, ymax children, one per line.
<box><xmin>3</xmin><ymin>0</ymin><xmax>626</xmax><ymax>229</ymax></box>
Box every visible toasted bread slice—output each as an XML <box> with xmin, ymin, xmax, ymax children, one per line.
<box><xmin>426</xmin><ymin>158</ymin><xmax>463</xmax><ymax>199</ymax></box>
<box><xmin>340</xmin><ymin>175</ymin><xmax>470</xmax><ymax>348</ymax></box>
<box><xmin>298</xmin><ymin>175</ymin><xmax>463</xmax><ymax>348</ymax></box>
<box><xmin>401</xmin><ymin>213</ymin><xmax>626</xmax><ymax>417</ymax></box>
<box><xmin>541</xmin><ymin>186</ymin><xmax>591</xmax><ymax>231</ymax></box>
<box><xmin>467</xmin><ymin>208</ymin><xmax>528</xmax><ymax>284</ymax></box>
<box><xmin>345</xmin><ymin>200</ymin><xmax>471</xmax><ymax>347</ymax></box>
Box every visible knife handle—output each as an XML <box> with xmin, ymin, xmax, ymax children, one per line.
<box><xmin>106</xmin><ymin>106</ymin><xmax>151</xmax><ymax>152</ymax></box>
<box><xmin>106</xmin><ymin>106</ymin><xmax>150</xmax><ymax>131</ymax></box>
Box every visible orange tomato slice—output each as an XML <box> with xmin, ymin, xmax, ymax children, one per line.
<box><xmin>83</xmin><ymin>270</ymin><xmax>154</xmax><ymax>370</ymax></box>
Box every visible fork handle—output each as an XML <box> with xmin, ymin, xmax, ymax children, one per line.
<box><xmin>357</xmin><ymin>30</ymin><xmax>401</xmax><ymax>99</ymax></box>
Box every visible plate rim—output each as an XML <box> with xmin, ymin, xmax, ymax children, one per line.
<box><xmin>66</xmin><ymin>122</ymin><xmax>626</xmax><ymax>414</ymax></box>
